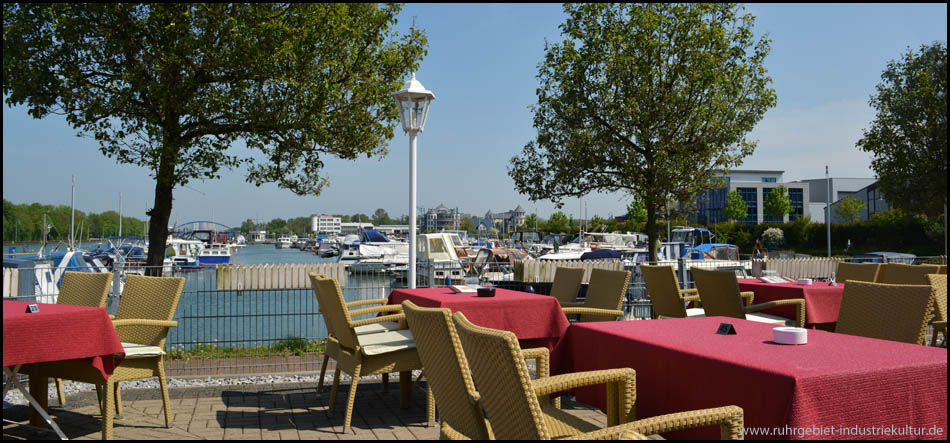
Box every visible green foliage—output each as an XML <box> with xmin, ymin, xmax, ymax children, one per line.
<box><xmin>545</xmin><ymin>211</ymin><xmax>569</xmax><ymax>233</ymax></box>
<box><xmin>723</xmin><ymin>190</ymin><xmax>748</xmax><ymax>222</ymax></box>
<box><xmin>625</xmin><ymin>199</ymin><xmax>648</xmax><ymax>223</ymax></box>
<box><xmin>3</xmin><ymin>3</ymin><xmax>427</xmax><ymax>271</ymax></box>
<box><xmin>834</xmin><ymin>195</ymin><xmax>866</xmax><ymax>223</ymax></box>
<box><xmin>166</xmin><ymin>336</ymin><xmax>325</xmax><ymax>361</ymax></box>
<box><xmin>372</xmin><ymin>208</ymin><xmax>392</xmax><ymax>226</ymax></box>
<box><xmin>763</xmin><ymin>185</ymin><xmax>792</xmax><ymax>219</ymax></box>
<box><xmin>761</xmin><ymin>227</ymin><xmax>785</xmax><ymax>250</ymax></box>
<box><xmin>508</xmin><ymin>3</ymin><xmax>776</xmax><ymax>260</ymax></box>
<box><xmin>856</xmin><ymin>42</ymin><xmax>947</xmax><ymax>217</ymax></box>
<box><xmin>3</xmin><ymin>199</ymin><xmax>146</xmax><ymax>242</ymax></box>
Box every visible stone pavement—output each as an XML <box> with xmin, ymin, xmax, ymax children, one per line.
<box><xmin>3</xmin><ymin>378</ymin><xmax>607</xmax><ymax>440</ymax></box>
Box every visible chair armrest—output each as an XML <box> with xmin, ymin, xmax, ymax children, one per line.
<box><xmin>745</xmin><ymin>299</ymin><xmax>805</xmax><ymax>328</ymax></box>
<box><xmin>678</xmin><ymin>288</ymin><xmax>699</xmax><ymax>296</ymax></box>
<box><xmin>111</xmin><ymin>319</ymin><xmax>178</xmax><ymax>328</ymax></box>
<box><xmin>532</xmin><ymin>368</ymin><xmax>635</xmax><ymax>426</ymax></box>
<box><xmin>740</xmin><ymin>291</ymin><xmax>755</xmax><ymax>306</ymax></box>
<box><xmin>350</xmin><ymin>313</ymin><xmax>405</xmax><ymax>328</ymax></box>
<box><xmin>933</xmin><ymin>321</ymin><xmax>946</xmax><ymax>330</ymax></box>
<box><xmin>348</xmin><ymin>304</ymin><xmax>402</xmax><ymax>317</ymax></box>
<box><xmin>559</xmin><ymin>301</ymin><xmax>585</xmax><ymax>309</ymax></box>
<box><xmin>346</xmin><ymin>298</ymin><xmax>389</xmax><ymax>308</ymax></box>
<box><xmin>108</xmin><ymin>314</ymin><xmax>116</xmax><ymax>320</ymax></box>
<box><xmin>570</xmin><ymin>405</ymin><xmax>745</xmax><ymax>440</ymax></box>
<box><xmin>521</xmin><ymin>347</ymin><xmax>550</xmax><ymax>378</ymax></box>
<box><xmin>561</xmin><ymin>307</ymin><xmax>624</xmax><ymax>320</ymax></box>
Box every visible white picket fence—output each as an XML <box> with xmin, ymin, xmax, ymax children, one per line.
<box><xmin>215</xmin><ymin>263</ymin><xmax>346</xmax><ymax>291</ymax></box>
<box><xmin>2</xmin><ymin>268</ymin><xmax>18</xmax><ymax>298</ymax></box>
<box><xmin>752</xmin><ymin>258</ymin><xmax>842</xmax><ymax>279</ymax></box>
<box><xmin>515</xmin><ymin>259</ymin><xmax>625</xmax><ymax>283</ymax></box>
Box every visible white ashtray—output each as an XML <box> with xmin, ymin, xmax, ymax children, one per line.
<box><xmin>797</xmin><ymin>278</ymin><xmax>813</xmax><ymax>286</ymax></box>
<box><xmin>773</xmin><ymin>327</ymin><xmax>807</xmax><ymax>345</ymax></box>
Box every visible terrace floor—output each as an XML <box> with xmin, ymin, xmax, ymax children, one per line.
<box><xmin>2</xmin><ymin>377</ymin><xmax>607</xmax><ymax>440</ymax></box>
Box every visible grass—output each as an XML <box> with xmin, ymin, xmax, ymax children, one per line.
<box><xmin>166</xmin><ymin>336</ymin><xmax>326</xmax><ymax>361</ymax></box>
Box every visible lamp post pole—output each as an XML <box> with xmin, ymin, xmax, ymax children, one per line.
<box><xmin>409</xmin><ymin>130</ymin><xmax>418</xmax><ymax>288</ymax></box>
<box><xmin>826</xmin><ymin>166</ymin><xmax>831</xmax><ymax>258</ymax></box>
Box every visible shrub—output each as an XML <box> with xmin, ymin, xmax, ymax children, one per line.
<box><xmin>761</xmin><ymin>227</ymin><xmax>784</xmax><ymax>250</ymax></box>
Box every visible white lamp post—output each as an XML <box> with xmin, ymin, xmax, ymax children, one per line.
<box><xmin>393</xmin><ymin>73</ymin><xmax>435</xmax><ymax>288</ymax></box>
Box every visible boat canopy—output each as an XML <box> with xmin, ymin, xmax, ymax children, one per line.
<box><xmin>361</xmin><ymin>229</ymin><xmax>391</xmax><ymax>243</ymax></box>
<box><xmin>580</xmin><ymin>250</ymin><xmax>622</xmax><ymax>261</ymax></box>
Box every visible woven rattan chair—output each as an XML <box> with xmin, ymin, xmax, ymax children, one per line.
<box><xmin>550</xmin><ymin>267</ymin><xmax>586</xmax><ymax>307</ymax></box>
<box><xmin>641</xmin><ymin>265</ymin><xmax>704</xmax><ymax>319</ymax></box>
<box><xmin>938</xmin><ymin>265</ymin><xmax>947</xmax><ymax>275</ymax></box>
<box><xmin>453</xmin><ymin>312</ymin><xmax>745</xmax><ymax>440</ymax></box>
<box><xmin>927</xmin><ymin>274</ymin><xmax>947</xmax><ymax>346</ymax></box>
<box><xmin>54</xmin><ymin>271</ymin><xmax>114</xmax><ymax>405</ymax></box>
<box><xmin>309</xmin><ymin>273</ymin><xmax>431</xmax><ymax>432</ymax></box>
<box><xmin>835</xmin><ymin>262</ymin><xmax>880</xmax><ymax>284</ymax></box>
<box><xmin>560</xmin><ymin>269</ymin><xmax>630</xmax><ymax>322</ymax></box>
<box><xmin>876</xmin><ymin>263</ymin><xmax>941</xmax><ymax>285</ymax></box>
<box><xmin>402</xmin><ymin>301</ymin><xmax>561</xmax><ymax>439</ymax></box>
<box><xmin>835</xmin><ymin>280</ymin><xmax>934</xmax><ymax>345</ymax></box>
<box><xmin>692</xmin><ymin>267</ymin><xmax>804</xmax><ymax>327</ymax></box>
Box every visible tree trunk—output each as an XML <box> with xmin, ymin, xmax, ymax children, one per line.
<box><xmin>145</xmin><ymin>142</ymin><xmax>179</xmax><ymax>276</ymax></box>
<box><xmin>646</xmin><ymin>197</ymin><xmax>659</xmax><ymax>263</ymax></box>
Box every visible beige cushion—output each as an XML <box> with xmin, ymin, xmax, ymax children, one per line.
<box><xmin>356</xmin><ymin>329</ymin><xmax>416</xmax><ymax>356</ymax></box>
<box><xmin>354</xmin><ymin>321</ymin><xmax>400</xmax><ymax>335</ymax></box>
<box><xmin>745</xmin><ymin>312</ymin><xmax>795</xmax><ymax>326</ymax></box>
<box><xmin>686</xmin><ymin>308</ymin><xmax>706</xmax><ymax>318</ymax></box>
<box><xmin>121</xmin><ymin>342</ymin><xmax>165</xmax><ymax>358</ymax></box>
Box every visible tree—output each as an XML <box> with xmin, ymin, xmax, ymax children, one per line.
<box><xmin>834</xmin><ymin>194</ymin><xmax>866</xmax><ymax>223</ymax></box>
<box><xmin>372</xmin><ymin>208</ymin><xmax>391</xmax><ymax>226</ymax></box>
<box><xmin>763</xmin><ymin>185</ymin><xmax>792</xmax><ymax>221</ymax></box>
<box><xmin>508</xmin><ymin>3</ymin><xmax>775</xmax><ymax>261</ymax></box>
<box><xmin>722</xmin><ymin>190</ymin><xmax>748</xmax><ymax>223</ymax></box>
<box><xmin>3</xmin><ymin>4</ymin><xmax>427</xmax><ymax>274</ymax></box>
<box><xmin>460</xmin><ymin>217</ymin><xmax>475</xmax><ymax>233</ymax></box>
<box><xmin>239</xmin><ymin>219</ymin><xmax>257</xmax><ymax>234</ymax></box>
<box><xmin>857</xmin><ymin>42</ymin><xmax>946</xmax><ymax>217</ymax></box>
<box><xmin>522</xmin><ymin>213</ymin><xmax>539</xmax><ymax>231</ymax></box>
<box><xmin>545</xmin><ymin>211</ymin><xmax>569</xmax><ymax>233</ymax></box>
<box><xmin>625</xmin><ymin>199</ymin><xmax>648</xmax><ymax>223</ymax></box>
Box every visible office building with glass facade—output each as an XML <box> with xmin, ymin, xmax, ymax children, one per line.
<box><xmin>695</xmin><ymin>170</ymin><xmax>810</xmax><ymax>225</ymax></box>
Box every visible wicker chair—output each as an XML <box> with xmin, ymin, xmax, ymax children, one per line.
<box><xmin>834</xmin><ymin>262</ymin><xmax>880</xmax><ymax>284</ymax></box>
<box><xmin>560</xmin><ymin>269</ymin><xmax>630</xmax><ymax>322</ymax></box>
<box><xmin>876</xmin><ymin>263</ymin><xmax>941</xmax><ymax>285</ymax></box>
<box><xmin>938</xmin><ymin>265</ymin><xmax>947</xmax><ymax>275</ymax></box>
<box><xmin>927</xmin><ymin>274</ymin><xmax>947</xmax><ymax>347</ymax></box>
<box><xmin>641</xmin><ymin>265</ymin><xmax>704</xmax><ymax>319</ymax></box>
<box><xmin>54</xmin><ymin>271</ymin><xmax>114</xmax><ymax>405</ymax></box>
<box><xmin>550</xmin><ymin>267</ymin><xmax>586</xmax><ymax>307</ymax></box>
<box><xmin>309</xmin><ymin>273</ymin><xmax>431</xmax><ymax>432</ymax></box>
<box><xmin>452</xmin><ymin>312</ymin><xmax>745</xmax><ymax>440</ymax></box>
<box><xmin>692</xmin><ymin>267</ymin><xmax>805</xmax><ymax>327</ymax></box>
<box><xmin>402</xmin><ymin>301</ymin><xmax>561</xmax><ymax>439</ymax></box>
<box><xmin>835</xmin><ymin>280</ymin><xmax>934</xmax><ymax>345</ymax></box>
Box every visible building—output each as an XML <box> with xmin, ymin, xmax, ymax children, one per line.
<box><xmin>376</xmin><ymin>225</ymin><xmax>410</xmax><ymax>239</ymax></box>
<box><xmin>249</xmin><ymin>230</ymin><xmax>268</xmax><ymax>243</ymax></box>
<box><xmin>484</xmin><ymin>205</ymin><xmax>527</xmax><ymax>233</ymax></box>
<box><xmin>790</xmin><ymin>177</ymin><xmax>877</xmax><ymax>223</ymax></box>
<box><xmin>471</xmin><ymin>218</ymin><xmax>494</xmax><ymax>234</ymax></box>
<box><xmin>695</xmin><ymin>170</ymin><xmax>809</xmax><ymax>225</ymax></box>
<box><xmin>311</xmin><ymin>214</ymin><xmax>342</xmax><ymax>234</ymax></box>
<box><xmin>340</xmin><ymin>222</ymin><xmax>374</xmax><ymax>235</ymax></box>
<box><xmin>423</xmin><ymin>204</ymin><xmax>469</xmax><ymax>232</ymax></box>
<box><xmin>827</xmin><ymin>180</ymin><xmax>892</xmax><ymax>223</ymax></box>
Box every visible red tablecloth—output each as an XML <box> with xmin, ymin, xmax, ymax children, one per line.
<box><xmin>738</xmin><ymin>279</ymin><xmax>845</xmax><ymax>326</ymax></box>
<box><xmin>553</xmin><ymin>317</ymin><xmax>947</xmax><ymax>440</ymax></box>
<box><xmin>3</xmin><ymin>300</ymin><xmax>125</xmax><ymax>379</ymax></box>
<box><xmin>389</xmin><ymin>288</ymin><xmax>570</xmax><ymax>348</ymax></box>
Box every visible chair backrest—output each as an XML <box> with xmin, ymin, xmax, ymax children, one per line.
<box><xmin>549</xmin><ymin>267</ymin><xmax>585</xmax><ymax>305</ymax></box>
<box><xmin>641</xmin><ymin>265</ymin><xmax>687</xmax><ymax>318</ymax></box>
<box><xmin>691</xmin><ymin>267</ymin><xmax>746</xmax><ymax>321</ymax></box>
<box><xmin>453</xmin><ymin>312</ymin><xmax>549</xmax><ymax>440</ymax></box>
<box><xmin>115</xmin><ymin>274</ymin><xmax>185</xmax><ymax>347</ymax></box>
<box><xmin>402</xmin><ymin>301</ymin><xmax>492</xmax><ymax>440</ymax></box>
<box><xmin>929</xmin><ymin>274</ymin><xmax>947</xmax><ymax>324</ymax></box>
<box><xmin>308</xmin><ymin>272</ymin><xmax>359</xmax><ymax>350</ymax></box>
<box><xmin>57</xmin><ymin>271</ymin><xmax>113</xmax><ymax>308</ymax></box>
<box><xmin>938</xmin><ymin>265</ymin><xmax>947</xmax><ymax>275</ymax></box>
<box><xmin>578</xmin><ymin>268</ymin><xmax>630</xmax><ymax>322</ymax></box>
<box><xmin>835</xmin><ymin>262</ymin><xmax>880</xmax><ymax>284</ymax></box>
<box><xmin>876</xmin><ymin>263</ymin><xmax>941</xmax><ymax>285</ymax></box>
<box><xmin>835</xmin><ymin>281</ymin><xmax>933</xmax><ymax>345</ymax></box>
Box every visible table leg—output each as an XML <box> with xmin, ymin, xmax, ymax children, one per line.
<box><xmin>28</xmin><ymin>373</ymin><xmax>48</xmax><ymax>427</ymax></box>
<box><xmin>3</xmin><ymin>366</ymin><xmax>67</xmax><ymax>440</ymax></box>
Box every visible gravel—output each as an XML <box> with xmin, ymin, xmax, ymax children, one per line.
<box><xmin>3</xmin><ymin>371</ymin><xmax>410</xmax><ymax>407</ymax></box>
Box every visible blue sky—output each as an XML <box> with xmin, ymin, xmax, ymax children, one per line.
<box><xmin>3</xmin><ymin>3</ymin><xmax>947</xmax><ymax>227</ymax></box>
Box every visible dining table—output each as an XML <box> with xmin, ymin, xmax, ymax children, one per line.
<box><xmin>3</xmin><ymin>299</ymin><xmax>125</xmax><ymax>439</ymax></box>
<box><xmin>737</xmin><ymin>278</ymin><xmax>845</xmax><ymax>327</ymax></box>
<box><xmin>388</xmin><ymin>287</ymin><xmax>571</xmax><ymax>349</ymax></box>
<box><xmin>553</xmin><ymin>317</ymin><xmax>947</xmax><ymax>440</ymax></box>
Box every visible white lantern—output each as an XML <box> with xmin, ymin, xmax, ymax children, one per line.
<box><xmin>393</xmin><ymin>73</ymin><xmax>435</xmax><ymax>133</ymax></box>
